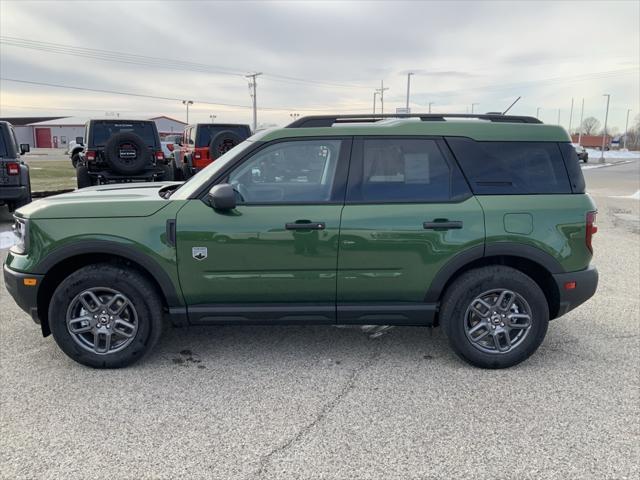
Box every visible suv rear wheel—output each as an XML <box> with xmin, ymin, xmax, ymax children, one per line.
<box><xmin>440</xmin><ymin>266</ymin><xmax>549</xmax><ymax>369</ymax></box>
<box><xmin>48</xmin><ymin>264</ymin><xmax>163</xmax><ymax>368</ymax></box>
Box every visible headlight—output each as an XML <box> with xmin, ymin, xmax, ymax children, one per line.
<box><xmin>10</xmin><ymin>216</ymin><xmax>28</xmax><ymax>254</ymax></box>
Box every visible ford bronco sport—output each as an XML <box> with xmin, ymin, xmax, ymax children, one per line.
<box><xmin>175</xmin><ymin>123</ymin><xmax>251</xmax><ymax>179</ymax></box>
<box><xmin>0</xmin><ymin>121</ymin><xmax>32</xmax><ymax>212</ymax></box>
<box><xmin>76</xmin><ymin>119</ymin><xmax>172</xmax><ymax>188</ymax></box>
<box><xmin>4</xmin><ymin>114</ymin><xmax>598</xmax><ymax>369</ymax></box>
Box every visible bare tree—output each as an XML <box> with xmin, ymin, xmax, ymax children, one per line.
<box><xmin>580</xmin><ymin>116</ymin><xmax>601</xmax><ymax>135</ymax></box>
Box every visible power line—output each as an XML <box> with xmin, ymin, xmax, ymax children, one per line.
<box><xmin>0</xmin><ymin>36</ymin><xmax>373</xmax><ymax>90</ymax></box>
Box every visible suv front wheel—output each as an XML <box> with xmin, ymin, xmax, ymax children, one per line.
<box><xmin>48</xmin><ymin>264</ymin><xmax>163</xmax><ymax>368</ymax></box>
<box><xmin>440</xmin><ymin>266</ymin><xmax>549</xmax><ymax>369</ymax></box>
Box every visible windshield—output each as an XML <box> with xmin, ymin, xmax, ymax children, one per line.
<box><xmin>171</xmin><ymin>139</ymin><xmax>256</xmax><ymax>199</ymax></box>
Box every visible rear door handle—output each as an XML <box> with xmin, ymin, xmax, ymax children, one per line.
<box><xmin>285</xmin><ymin>221</ymin><xmax>326</xmax><ymax>230</ymax></box>
<box><xmin>423</xmin><ymin>220</ymin><xmax>463</xmax><ymax>230</ymax></box>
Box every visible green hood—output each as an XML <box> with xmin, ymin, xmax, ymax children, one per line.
<box><xmin>17</xmin><ymin>182</ymin><xmax>181</xmax><ymax>219</ymax></box>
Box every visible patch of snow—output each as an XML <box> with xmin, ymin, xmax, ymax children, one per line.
<box><xmin>610</xmin><ymin>190</ymin><xmax>640</xmax><ymax>200</ymax></box>
<box><xmin>0</xmin><ymin>231</ymin><xmax>18</xmax><ymax>250</ymax></box>
<box><xmin>584</xmin><ymin>149</ymin><xmax>640</xmax><ymax>159</ymax></box>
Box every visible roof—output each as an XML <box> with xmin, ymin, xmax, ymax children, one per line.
<box><xmin>261</xmin><ymin>116</ymin><xmax>570</xmax><ymax>143</ymax></box>
<box><xmin>0</xmin><ymin>116</ymin><xmax>66</xmax><ymax>126</ymax></box>
<box><xmin>148</xmin><ymin>115</ymin><xmax>187</xmax><ymax>125</ymax></box>
<box><xmin>28</xmin><ymin>117</ymin><xmax>88</xmax><ymax>126</ymax></box>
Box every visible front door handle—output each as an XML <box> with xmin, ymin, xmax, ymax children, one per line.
<box><xmin>423</xmin><ymin>220</ymin><xmax>463</xmax><ymax>230</ymax></box>
<box><xmin>285</xmin><ymin>221</ymin><xmax>326</xmax><ymax>230</ymax></box>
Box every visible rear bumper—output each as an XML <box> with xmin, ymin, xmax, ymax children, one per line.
<box><xmin>0</xmin><ymin>185</ymin><xmax>28</xmax><ymax>201</ymax></box>
<box><xmin>552</xmin><ymin>265</ymin><xmax>598</xmax><ymax>318</ymax></box>
<box><xmin>3</xmin><ymin>264</ymin><xmax>43</xmax><ymax>324</ymax></box>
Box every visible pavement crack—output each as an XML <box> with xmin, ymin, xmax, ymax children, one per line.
<box><xmin>254</xmin><ymin>347</ymin><xmax>380</xmax><ymax>479</ymax></box>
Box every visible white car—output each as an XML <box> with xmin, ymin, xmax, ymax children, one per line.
<box><xmin>67</xmin><ymin>139</ymin><xmax>85</xmax><ymax>167</ymax></box>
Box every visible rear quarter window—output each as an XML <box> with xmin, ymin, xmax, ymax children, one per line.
<box><xmin>0</xmin><ymin>129</ymin><xmax>7</xmax><ymax>157</ymax></box>
<box><xmin>446</xmin><ymin>137</ymin><xmax>572</xmax><ymax>195</ymax></box>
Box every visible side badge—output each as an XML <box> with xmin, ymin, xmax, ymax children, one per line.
<box><xmin>192</xmin><ymin>247</ymin><xmax>207</xmax><ymax>261</ymax></box>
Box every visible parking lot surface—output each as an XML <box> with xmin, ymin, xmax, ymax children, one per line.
<box><xmin>1</xmin><ymin>160</ymin><xmax>639</xmax><ymax>479</ymax></box>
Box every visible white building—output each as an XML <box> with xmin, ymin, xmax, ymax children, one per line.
<box><xmin>17</xmin><ymin>115</ymin><xmax>188</xmax><ymax>148</ymax></box>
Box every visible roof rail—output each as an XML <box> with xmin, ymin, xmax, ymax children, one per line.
<box><xmin>286</xmin><ymin>113</ymin><xmax>543</xmax><ymax>128</ymax></box>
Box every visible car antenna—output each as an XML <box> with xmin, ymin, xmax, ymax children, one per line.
<box><xmin>502</xmin><ymin>96</ymin><xmax>522</xmax><ymax>115</ymax></box>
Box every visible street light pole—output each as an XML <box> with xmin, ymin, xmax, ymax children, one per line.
<box><xmin>182</xmin><ymin>100</ymin><xmax>193</xmax><ymax>123</ymax></box>
<box><xmin>428</xmin><ymin>102</ymin><xmax>434</xmax><ymax>114</ymax></box>
<box><xmin>557</xmin><ymin>108</ymin><xmax>561</xmax><ymax>125</ymax></box>
<box><xmin>245</xmin><ymin>72</ymin><xmax>262</xmax><ymax>132</ymax></box>
<box><xmin>471</xmin><ymin>103</ymin><xmax>479</xmax><ymax>114</ymax></box>
<box><xmin>577</xmin><ymin>98</ymin><xmax>585</xmax><ymax>146</ymax></box>
<box><xmin>209</xmin><ymin>114</ymin><xmax>217</xmax><ymax>123</ymax></box>
<box><xmin>623</xmin><ymin>108</ymin><xmax>632</xmax><ymax>150</ymax></box>
<box><xmin>405</xmin><ymin>72</ymin><xmax>414</xmax><ymax>111</ymax></box>
<box><xmin>536</xmin><ymin>107</ymin><xmax>541</xmax><ymax>119</ymax></box>
<box><xmin>600</xmin><ymin>94</ymin><xmax>610</xmax><ymax>163</ymax></box>
<box><xmin>568</xmin><ymin>97</ymin><xmax>574</xmax><ymax>134</ymax></box>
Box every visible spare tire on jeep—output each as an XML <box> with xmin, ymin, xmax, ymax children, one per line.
<box><xmin>104</xmin><ymin>132</ymin><xmax>151</xmax><ymax>175</ymax></box>
<box><xmin>209</xmin><ymin>131</ymin><xmax>243</xmax><ymax>161</ymax></box>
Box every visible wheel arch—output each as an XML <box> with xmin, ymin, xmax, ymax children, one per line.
<box><xmin>35</xmin><ymin>241</ymin><xmax>184</xmax><ymax>336</ymax></box>
<box><xmin>427</xmin><ymin>244</ymin><xmax>563</xmax><ymax>322</ymax></box>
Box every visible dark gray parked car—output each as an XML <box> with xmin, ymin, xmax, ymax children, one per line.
<box><xmin>0</xmin><ymin>121</ymin><xmax>32</xmax><ymax>212</ymax></box>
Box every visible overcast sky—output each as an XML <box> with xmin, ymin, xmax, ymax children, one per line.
<box><xmin>1</xmin><ymin>0</ymin><xmax>638</xmax><ymax>131</ymax></box>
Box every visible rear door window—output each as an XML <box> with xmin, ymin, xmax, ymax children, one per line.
<box><xmin>0</xmin><ymin>129</ymin><xmax>7</xmax><ymax>157</ymax></box>
<box><xmin>446</xmin><ymin>137</ymin><xmax>571</xmax><ymax>194</ymax></box>
<box><xmin>346</xmin><ymin>138</ymin><xmax>470</xmax><ymax>203</ymax></box>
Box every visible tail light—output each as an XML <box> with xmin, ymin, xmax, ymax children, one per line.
<box><xmin>6</xmin><ymin>162</ymin><xmax>20</xmax><ymax>175</ymax></box>
<box><xmin>86</xmin><ymin>150</ymin><xmax>97</xmax><ymax>161</ymax></box>
<box><xmin>167</xmin><ymin>144</ymin><xmax>175</xmax><ymax>152</ymax></box>
<box><xmin>586</xmin><ymin>211</ymin><xmax>598</xmax><ymax>253</ymax></box>
<box><xmin>155</xmin><ymin>151</ymin><xmax>165</xmax><ymax>161</ymax></box>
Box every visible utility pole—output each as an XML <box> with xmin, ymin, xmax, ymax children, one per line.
<box><xmin>376</xmin><ymin>80</ymin><xmax>389</xmax><ymax>114</ymax></box>
<box><xmin>536</xmin><ymin>107</ymin><xmax>541</xmax><ymax>119</ymax></box>
<box><xmin>182</xmin><ymin>100</ymin><xmax>193</xmax><ymax>123</ymax></box>
<box><xmin>245</xmin><ymin>72</ymin><xmax>262</xmax><ymax>132</ymax></box>
<box><xmin>428</xmin><ymin>102</ymin><xmax>434</xmax><ymax>114</ymax></box>
<box><xmin>600</xmin><ymin>94</ymin><xmax>610</xmax><ymax>163</ymax></box>
<box><xmin>568</xmin><ymin>97</ymin><xmax>574</xmax><ymax>134</ymax></box>
<box><xmin>577</xmin><ymin>98</ymin><xmax>585</xmax><ymax>146</ymax></box>
<box><xmin>557</xmin><ymin>108</ymin><xmax>561</xmax><ymax>125</ymax></box>
<box><xmin>405</xmin><ymin>72</ymin><xmax>414</xmax><ymax>111</ymax></box>
<box><xmin>623</xmin><ymin>108</ymin><xmax>632</xmax><ymax>150</ymax></box>
<box><xmin>373</xmin><ymin>91</ymin><xmax>379</xmax><ymax>114</ymax></box>
<box><xmin>471</xmin><ymin>103</ymin><xmax>479</xmax><ymax>114</ymax></box>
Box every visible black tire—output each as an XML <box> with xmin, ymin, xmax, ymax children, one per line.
<box><xmin>48</xmin><ymin>263</ymin><xmax>163</xmax><ymax>369</ymax></box>
<box><xmin>440</xmin><ymin>266</ymin><xmax>549</xmax><ymax>369</ymax></box>
<box><xmin>161</xmin><ymin>162</ymin><xmax>174</xmax><ymax>181</ymax></box>
<box><xmin>71</xmin><ymin>153</ymin><xmax>81</xmax><ymax>168</ymax></box>
<box><xmin>181</xmin><ymin>161</ymin><xmax>192</xmax><ymax>180</ymax></box>
<box><xmin>208</xmin><ymin>130</ymin><xmax>242</xmax><ymax>161</ymax></box>
<box><xmin>104</xmin><ymin>132</ymin><xmax>150</xmax><ymax>175</ymax></box>
<box><xmin>76</xmin><ymin>165</ymin><xmax>93</xmax><ymax>189</ymax></box>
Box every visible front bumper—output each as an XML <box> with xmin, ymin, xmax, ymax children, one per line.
<box><xmin>0</xmin><ymin>185</ymin><xmax>28</xmax><ymax>201</ymax></box>
<box><xmin>552</xmin><ymin>265</ymin><xmax>598</xmax><ymax>317</ymax></box>
<box><xmin>3</xmin><ymin>264</ymin><xmax>43</xmax><ymax>324</ymax></box>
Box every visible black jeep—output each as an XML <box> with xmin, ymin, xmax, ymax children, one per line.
<box><xmin>0</xmin><ymin>121</ymin><xmax>32</xmax><ymax>212</ymax></box>
<box><xmin>76</xmin><ymin>119</ymin><xmax>173</xmax><ymax>188</ymax></box>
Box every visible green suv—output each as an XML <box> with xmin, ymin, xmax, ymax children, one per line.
<box><xmin>3</xmin><ymin>114</ymin><xmax>598</xmax><ymax>369</ymax></box>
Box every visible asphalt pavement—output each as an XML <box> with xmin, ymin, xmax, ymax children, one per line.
<box><xmin>1</xmin><ymin>158</ymin><xmax>638</xmax><ymax>480</ymax></box>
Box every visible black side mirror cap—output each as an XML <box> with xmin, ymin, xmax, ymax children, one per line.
<box><xmin>19</xmin><ymin>144</ymin><xmax>30</xmax><ymax>154</ymax></box>
<box><xmin>208</xmin><ymin>183</ymin><xmax>237</xmax><ymax>210</ymax></box>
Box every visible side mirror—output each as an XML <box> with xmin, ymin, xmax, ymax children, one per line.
<box><xmin>208</xmin><ymin>183</ymin><xmax>237</xmax><ymax>210</ymax></box>
<box><xmin>20</xmin><ymin>144</ymin><xmax>30</xmax><ymax>155</ymax></box>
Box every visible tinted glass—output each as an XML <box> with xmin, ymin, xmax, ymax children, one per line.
<box><xmin>0</xmin><ymin>129</ymin><xmax>7</xmax><ymax>156</ymax></box>
<box><xmin>228</xmin><ymin>140</ymin><xmax>341</xmax><ymax>203</ymax></box>
<box><xmin>196</xmin><ymin>125</ymin><xmax>251</xmax><ymax>147</ymax></box>
<box><xmin>447</xmin><ymin>138</ymin><xmax>571</xmax><ymax>194</ymax></box>
<box><xmin>558</xmin><ymin>143</ymin><xmax>586</xmax><ymax>193</ymax></box>
<box><xmin>348</xmin><ymin>138</ymin><xmax>455</xmax><ymax>202</ymax></box>
<box><xmin>91</xmin><ymin>122</ymin><xmax>158</xmax><ymax>147</ymax></box>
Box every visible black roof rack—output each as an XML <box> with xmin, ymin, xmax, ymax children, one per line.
<box><xmin>286</xmin><ymin>113</ymin><xmax>542</xmax><ymax>128</ymax></box>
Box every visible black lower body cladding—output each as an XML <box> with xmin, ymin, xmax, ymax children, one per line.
<box><xmin>552</xmin><ymin>265</ymin><xmax>598</xmax><ymax>317</ymax></box>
